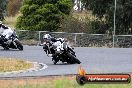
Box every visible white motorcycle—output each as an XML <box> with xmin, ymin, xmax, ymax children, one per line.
<box><xmin>0</xmin><ymin>32</ymin><xmax>23</xmax><ymax>50</ymax></box>
<box><xmin>43</xmin><ymin>38</ymin><xmax>81</xmax><ymax>64</ymax></box>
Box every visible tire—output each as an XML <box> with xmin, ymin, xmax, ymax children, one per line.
<box><xmin>14</xmin><ymin>40</ymin><xmax>23</xmax><ymax>50</ymax></box>
<box><xmin>3</xmin><ymin>46</ymin><xmax>9</xmax><ymax>50</ymax></box>
<box><xmin>67</xmin><ymin>53</ymin><xmax>81</xmax><ymax>64</ymax></box>
<box><xmin>53</xmin><ymin>60</ymin><xmax>57</xmax><ymax>64</ymax></box>
<box><xmin>52</xmin><ymin>57</ymin><xmax>58</xmax><ymax>65</ymax></box>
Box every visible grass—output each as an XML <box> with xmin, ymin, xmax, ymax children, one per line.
<box><xmin>0</xmin><ymin>76</ymin><xmax>131</xmax><ymax>88</ymax></box>
<box><xmin>0</xmin><ymin>58</ymin><xmax>33</xmax><ymax>72</ymax></box>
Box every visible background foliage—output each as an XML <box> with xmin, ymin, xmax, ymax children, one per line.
<box><xmin>16</xmin><ymin>0</ymin><xmax>73</xmax><ymax>31</ymax></box>
<box><xmin>1</xmin><ymin>0</ymin><xmax>132</xmax><ymax>34</ymax></box>
<box><xmin>0</xmin><ymin>0</ymin><xmax>8</xmax><ymax>21</ymax></box>
<box><xmin>82</xmin><ymin>0</ymin><xmax>132</xmax><ymax>34</ymax></box>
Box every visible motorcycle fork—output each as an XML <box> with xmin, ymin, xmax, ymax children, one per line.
<box><xmin>47</xmin><ymin>45</ymin><xmax>52</xmax><ymax>54</ymax></box>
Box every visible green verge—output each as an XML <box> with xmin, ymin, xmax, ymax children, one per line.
<box><xmin>11</xmin><ymin>77</ymin><xmax>132</xmax><ymax>88</ymax></box>
<box><xmin>0</xmin><ymin>58</ymin><xmax>33</xmax><ymax>72</ymax></box>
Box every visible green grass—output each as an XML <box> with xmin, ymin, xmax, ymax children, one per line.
<box><xmin>8</xmin><ymin>77</ymin><xmax>132</xmax><ymax>88</ymax></box>
<box><xmin>17</xmin><ymin>82</ymin><xmax>132</xmax><ymax>88</ymax></box>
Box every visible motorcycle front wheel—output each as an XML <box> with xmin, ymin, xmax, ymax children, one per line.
<box><xmin>52</xmin><ymin>57</ymin><xmax>58</xmax><ymax>64</ymax></box>
<box><xmin>67</xmin><ymin>53</ymin><xmax>81</xmax><ymax>64</ymax></box>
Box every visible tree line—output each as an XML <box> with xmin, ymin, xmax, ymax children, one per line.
<box><xmin>0</xmin><ymin>0</ymin><xmax>132</xmax><ymax>34</ymax></box>
<box><xmin>82</xmin><ymin>0</ymin><xmax>132</xmax><ymax>34</ymax></box>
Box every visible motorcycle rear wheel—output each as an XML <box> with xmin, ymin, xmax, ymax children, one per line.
<box><xmin>14</xmin><ymin>40</ymin><xmax>23</xmax><ymax>50</ymax></box>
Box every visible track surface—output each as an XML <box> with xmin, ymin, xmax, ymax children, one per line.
<box><xmin>0</xmin><ymin>46</ymin><xmax>132</xmax><ymax>77</ymax></box>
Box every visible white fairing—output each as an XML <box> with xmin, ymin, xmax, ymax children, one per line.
<box><xmin>57</xmin><ymin>38</ymin><xmax>64</xmax><ymax>42</ymax></box>
<box><xmin>1</xmin><ymin>27</ymin><xmax>13</xmax><ymax>39</ymax></box>
<box><xmin>53</xmin><ymin>41</ymin><xmax>64</xmax><ymax>51</ymax></box>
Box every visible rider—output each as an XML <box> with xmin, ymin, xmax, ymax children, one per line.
<box><xmin>0</xmin><ymin>22</ymin><xmax>14</xmax><ymax>48</ymax></box>
<box><xmin>43</xmin><ymin>33</ymin><xmax>64</xmax><ymax>51</ymax></box>
<box><xmin>43</xmin><ymin>33</ymin><xmax>65</xmax><ymax>61</ymax></box>
<box><xmin>43</xmin><ymin>33</ymin><xmax>53</xmax><ymax>54</ymax></box>
<box><xmin>0</xmin><ymin>22</ymin><xmax>14</xmax><ymax>40</ymax></box>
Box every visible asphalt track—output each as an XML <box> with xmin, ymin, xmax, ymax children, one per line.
<box><xmin>0</xmin><ymin>46</ymin><xmax>132</xmax><ymax>78</ymax></box>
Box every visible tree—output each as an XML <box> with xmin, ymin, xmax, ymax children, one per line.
<box><xmin>82</xmin><ymin>0</ymin><xmax>132</xmax><ymax>34</ymax></box>
<box><xmin>0</xmin><ymin>0</ymin><xmax>8</xmax><ymax>21</ymax></box>
<box><xmin>16</xmin><ymin>0</ymin><xmax>72</xmax><ymax>31</ymax></box>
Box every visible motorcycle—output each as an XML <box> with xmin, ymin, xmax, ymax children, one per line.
<box><xmin>43</xmin><ymin>38</ymin><xmax>81</xmax><ymax>64</ymax></box>
<box><xmin>0</xmin><ymin>32</ymin><xmax>23</xmax><ymax>50</ymax></box>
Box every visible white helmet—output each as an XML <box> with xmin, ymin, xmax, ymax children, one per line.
<box><xmin>43</xmin><ymin>34</ymin><xmax>51</xmax><ymax>39</ymax></box>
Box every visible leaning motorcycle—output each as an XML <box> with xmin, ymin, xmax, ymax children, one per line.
<box><xmin>0</xmin><ymin>33</ymin><xmax>23</xmax><ymax>50</ymax></box>
<box><xmin>43</xmin><ymin>38</ymin><xmax>81</xmax><ymax>64</ymax></box>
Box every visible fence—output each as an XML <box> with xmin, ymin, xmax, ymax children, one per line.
<box><xmin>16</xmin><ymin>30</ymin><xmax>132</xmax><ymax>48</ymax></box>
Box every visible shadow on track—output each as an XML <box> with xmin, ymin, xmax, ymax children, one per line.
<box><xmin>0</xmin><ymin>49</ymin><xmax>23</xmax><ymax>51</ymax></box>
<box><xmin>47</xmin><ymin>63</ymin><xmax>78</xmax><ymax>66</ymax></box>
